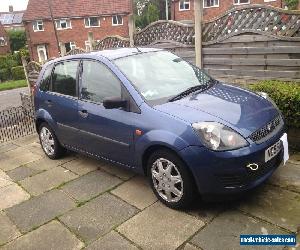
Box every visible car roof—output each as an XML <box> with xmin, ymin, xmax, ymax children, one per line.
<box><xmin>45</xmin><ymin>47</ymin><xmax>162</xmax><ymax>67</ymax></box>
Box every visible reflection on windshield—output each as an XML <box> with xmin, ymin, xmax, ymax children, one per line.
<box><xmin>114</xmin><ymin>51</ymin><xmax>211</xmax><ymax>102</ymax></box>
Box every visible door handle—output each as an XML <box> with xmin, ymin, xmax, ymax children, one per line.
<box><xmin>78</xmin><ymin>110</ymin><xmax>89</xmax><ymax>118</ymax></box>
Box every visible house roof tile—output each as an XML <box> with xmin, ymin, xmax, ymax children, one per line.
<box><xmin>23</xmin><ymin>0</ymin><xmax>131</xmax><ymax>21</ymax></box>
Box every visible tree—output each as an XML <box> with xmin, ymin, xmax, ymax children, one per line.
<box><xmin>134</xmin><ymin>1</ymin><xmax>160</xmax><ymax>29</ymax></box>
<box><xmin>7</xmin><ymin>30</ymin><xmax>27</xmax><ymax>52</ymax></box>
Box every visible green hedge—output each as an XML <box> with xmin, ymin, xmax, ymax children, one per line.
<box><xmin>0</xmin><ymin>68</ymin><xmax>10</xmax><ymax>82</ymax></box>
<box><xmin>250</xmin><ymin>81</ymin><xmax>300</xmax><ymax>128</ymax></box>
<box><xmin>11</xmin><ymin>66</ymin><xmax>25</xmax><ymax>80</ymax></box>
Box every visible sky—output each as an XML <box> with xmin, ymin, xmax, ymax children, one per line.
<box><xmin>0</xmin><ymin>0</ymin><xmax>28</xmax><ymax>12</ymax></box>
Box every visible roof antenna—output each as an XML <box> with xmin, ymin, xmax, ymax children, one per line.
<box><xmin>135</xmin><ymin>47</ymin><xmax>142</xmax><ymax>52</ymax></box>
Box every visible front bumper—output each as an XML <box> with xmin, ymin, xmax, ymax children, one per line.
<box><xmin>179</xmin><ymin>131</ymin><xmax>285</xmax><ymax>199</ymax></box>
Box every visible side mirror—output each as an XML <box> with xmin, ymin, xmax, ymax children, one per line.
<box><xmin>103</xmin><ymin>97</ymin><xmax>127</xmax><ymax>110</ymax></box>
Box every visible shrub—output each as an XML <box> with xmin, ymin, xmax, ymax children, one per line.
<box><xmin>0</xmin><ymin>68</ymin><xmax>10</xmax><ymax>81</ymax></box>
<box><xmin>11</xmin><ymin>66</ymin><xmax>26</xmax><ymax>80</ymax></box>
<box><xmin>249</xmin><ymin>81</ymin><xmax>300</xmax><ymax>129</ymax></box>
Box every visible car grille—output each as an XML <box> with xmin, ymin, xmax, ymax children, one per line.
<box><xmin>217</xmin><ymin>150</ymin><xmax>283</xmax><ymax>188</ymax></box>
<box><xmin>249</xmin><ymin>115</ymin><xmax>283</xmax><ymax>144</ymax></box>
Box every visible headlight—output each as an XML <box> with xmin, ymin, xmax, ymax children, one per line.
<box><xmin>192</xmin><ymin>122</ymin><xmax>249</xmax><ymax>151</ymax></box>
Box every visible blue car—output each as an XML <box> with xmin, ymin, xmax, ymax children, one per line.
<box><xmin>34</xmin><ymin>48</ymin><xmax>288</xmax><ymax>209</ymax></box>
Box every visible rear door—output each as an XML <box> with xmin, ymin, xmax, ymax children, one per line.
<box><xmin>77</xmin><ymin>59</ymin><xmax>138</xmax><ymax>166</ymax></box>
<box><xmin>46</xmin><ymin>60</ymin><xmax>81</xmax><ymax>148</ymax></box>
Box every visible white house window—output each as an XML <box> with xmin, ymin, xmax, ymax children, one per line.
<box><xmin>179</xmin><ymin>0</ymin><xmax>190</xmax><ymax>10</ymax></box>
<box><xmin>112</xmin><ymin>15</ymin><xmax>123</xmax><ymax>26</ymax></box>
<box><xmin>204</xmin><ymin>0</ymin><xmax>219</xmax><ymax>8</ymax></box>
<box><xmin>85</xmin><ymin>17</ymin><xmax>100</xmax><ymax>27</ymax></box>
<box><xmin>33</xmin><ymin>20</ymin><xmax>44</xmax><ymax>31</ymax></box>
<box><xmin>234</xmin><ymin>0</ymin><xmax>250</xmax><ymax>5</ymax></box>
<box><xmin>65</xmin><ymin>42</ymin><xmax>76</xmax><ymax>52</ymax></box>
<box><xmin>56</xmin><ymin>19</ymin><xmax>71</xmax><ymax>30</ymax></box>
<box><xmin>0</xmin><ymin>37</ymin><xmax>6</xmax><ymax>46</ymax></box>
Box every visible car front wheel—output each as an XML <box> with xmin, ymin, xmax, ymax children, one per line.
<box><xmin>147</xmin><ymin>150</ymin><xmax>197</xmax><ymax>209</ymax></box>
<box><xmin>39</xmin><ymin>123</ymin><xmax>65</xmax><ymax>159</ymax></box>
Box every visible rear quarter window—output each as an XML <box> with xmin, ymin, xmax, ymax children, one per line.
<box><xmin>39</xmin><ymin>65</ymin><xmax>53</xmax><ymax>91</ymax></box>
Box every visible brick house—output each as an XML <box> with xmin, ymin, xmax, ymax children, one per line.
<box><xmin>0</xmin><ymin>23</ymin><xmax>10</xmax><ymax>55</ymax></box>
<box><xmin>23</xmin><ymin>0</ymin><xmax>131</xmax><ymax>62</ymax></box>
<box><xmin>171</xmin><ymin>0</ymin><xmax>289</xmax><ymax>22</ymax></box>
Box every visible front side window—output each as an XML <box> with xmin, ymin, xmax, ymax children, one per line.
<box><xmin>52</xmin><ymin>61</ymin><xmax>79</xmax><ymax>97</ymax></box>
<box><xmin>234</xmin><ymin>0</ymin><xmax>250</xmax><ymax>4</ymax></box>
<box><xmin>112</xmin><ymin>15</ymin><xmax>123</xmax><ymax>26</ymax></box>
<box><xmin>81</xmin><ymin>60</ymin><xmax>121</xmax><ymax>103</ymax></box>
<box><xmin>204</xmin><ymin>0</ymin><xmax>219</xmax><ymax>7</ymax></box>
<box><xmin>40</xmin><ymin>65</ymin><xmax>53</xmax><ymax>91</ymax></box>
<box><xmin>114</xmin><ymin>51</ymin><xmax>211</xmax><ymax>102</ymax></box>
<box><xmin>179</xmin><ymin>0</ymin><xmax>190</xmax><ymax>10</ymax></box>
<box><xmin>56</xmin><ymin>19</ymin><xmax>71</xmax><ymax>30</ymax></box>
<box><xmin>85</xmin><ymin>17</ymin><xmax>100</xmax><ymax>27</ymax></box>
<box><xmin>33</xmin><ymin>20</ymin><xmax>44</xmax><ymax>31</ymax></box>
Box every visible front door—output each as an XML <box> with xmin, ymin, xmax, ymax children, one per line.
<box><xmin>78</xmin><ymin>60</ymin><xmax>136</xmax><ymax>166</ymax></box>
<box><xmin>37</xmin><ymin>45</ymin><xmax>48</xmax><ymax>63</ymax></box>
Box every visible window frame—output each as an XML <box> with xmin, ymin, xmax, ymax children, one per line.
<box><xmin>49</xmin><ymin>59</ymin><xmax>80</xmax><ymax>98</ymax></box>
<box><xmin>84</xmin><ymin>17</ymin><xmax>100</xmax><ymax>28</ymax></box>
<box><xmin>55</xmin><ymin>19</ymin><xmax>72</xmax><ymax>30</ymax></box>
<box><xmin>33</xmin><ymin>20</ymin><xmax>44</xmax><ymax>32</ymax></box>
<box><xmin>204</xmin><ymin>0</ymin><xmax>219</xmax><ymax>8</ymax></box>
<box><xmin>233</xmin><ymin>0</ymin><xmax>250</xmax><ymax>5</ymax></box>
<box><xmin>112</xmin><ymin>15</ymin><xmax>123</xmax><ymax>26</ymax></box>
<box><xmin>179</xmin><ymin>0</ymin><xmax>190</xmax><ymax>11</ymax></box>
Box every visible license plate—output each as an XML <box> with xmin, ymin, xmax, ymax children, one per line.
<box><xmin>265</xmin><ymin>140</ymin><xmax>281</xmax><ymax>162</ymax></box>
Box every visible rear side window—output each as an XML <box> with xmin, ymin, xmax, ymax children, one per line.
<box><xmin>39</xmin><ymin>65</ymin><xmax>52</xmax><ymax>91</ymax></box>
<box><xmin>52</xmin><ymin>61</ymin><xmax>79</xmax><ymax>97</ymax></box>
<box><xmin>81</xmin><ymin>60</ymin><xmax>121</xmax><ymax>103</ymax></box>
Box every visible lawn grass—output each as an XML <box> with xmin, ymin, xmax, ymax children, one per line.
<box><xmin>0</xmin><ymin>80</ymin><xmax>28</xmax><ymax>91</ymax></box>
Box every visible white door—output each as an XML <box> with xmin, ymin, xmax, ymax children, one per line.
<box><xmin>37</xmin><ymin>45</ymin><xmax>48</xmax><ymax>62</ymax></box>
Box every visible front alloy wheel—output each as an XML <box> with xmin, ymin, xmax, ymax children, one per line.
<box><xmin>151</xmin><ymin>158</ymin><xmax>183</xmax><ymax>203</ymax></box>
<box><xmin>148</xmin><ymin>150</ymin><xmax>197</xmax><ymax>209</ymax></box>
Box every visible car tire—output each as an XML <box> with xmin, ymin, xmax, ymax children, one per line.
<box><xmin>38</xmin><ymin>122</ymin><xmax>65</xmax><ymax>159</ymax></box>
<box><xmin>147</xmin><ymin>149</ymin><xmax>197</xmax><ymax>209</ymax></box>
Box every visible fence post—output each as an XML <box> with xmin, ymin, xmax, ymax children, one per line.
<box><xmin>21</xmin><ymin>57</ymin><xmax>31</xmax><ymax>95</ymax></box>
<box><xmin>59</xmin><ymin>42</ymin><xmax>66</xmax><ymax>57</ymax></box>
<box><xmin>194</xmin><ymin>0</ymin><xmax>203</xmax><ymax>68</ymax></box>
<box><xmin>129</xmin><ymin>0</ymin><xmax>135</xmax><ymax>47</ymax></box>
<box><xmin>88</xmin><ymin>31</ymin><xmax>94</xmax><ymax>51</ymax></box>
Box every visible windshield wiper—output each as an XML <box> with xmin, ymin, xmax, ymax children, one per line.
<box><xmin>168</xmin><ymin>84</ymin><xmax>210</xmax><ymax>102</ymax></box>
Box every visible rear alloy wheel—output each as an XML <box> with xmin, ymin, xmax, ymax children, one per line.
<box><xmin>148</xmin><ymin>150</ymin><xmax>196</xmax><ymax>209</ymax></box>
<box><xmin>39</xmin><ymin>123</ymin><xmax>65</xmax><ymax>159</ymax></box>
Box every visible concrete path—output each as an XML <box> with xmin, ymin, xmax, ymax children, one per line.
<box><xmin>0</xmin><ymin>135</ymin><xmax>299</xmax><ymax>250</ymax></box>
<box><xmin>0</xmin><ymin>88</ymin><xmax>29</xmax><ymax>111</ymax></box>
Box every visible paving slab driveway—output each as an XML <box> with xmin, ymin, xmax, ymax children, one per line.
<box><xmin>0</xmin><ymin>135</ymin><xmax>299</xmax><ymax>249</ymax></box>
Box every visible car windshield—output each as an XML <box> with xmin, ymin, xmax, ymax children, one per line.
<box><xmin>114</xmin><ymin>51</ymin><xmax>212</xmax><ymax>103</ymax></box>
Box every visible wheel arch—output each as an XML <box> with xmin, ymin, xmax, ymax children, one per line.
<box><xmin>141</xmin><ymin>144</ymin><xmax>194</xmax><ymax>179</ymax></box>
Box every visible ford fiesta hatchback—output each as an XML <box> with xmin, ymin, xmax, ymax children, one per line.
<box><xmin>34</xmin><ymin>48</ymin><xmax>289</xmax><ymax>209</ymax></box>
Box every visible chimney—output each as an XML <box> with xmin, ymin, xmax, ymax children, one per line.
<box><xmin>9</xmin><ymin>5</ymin><xmax>13</xmax><ymax>12</ymax></box>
